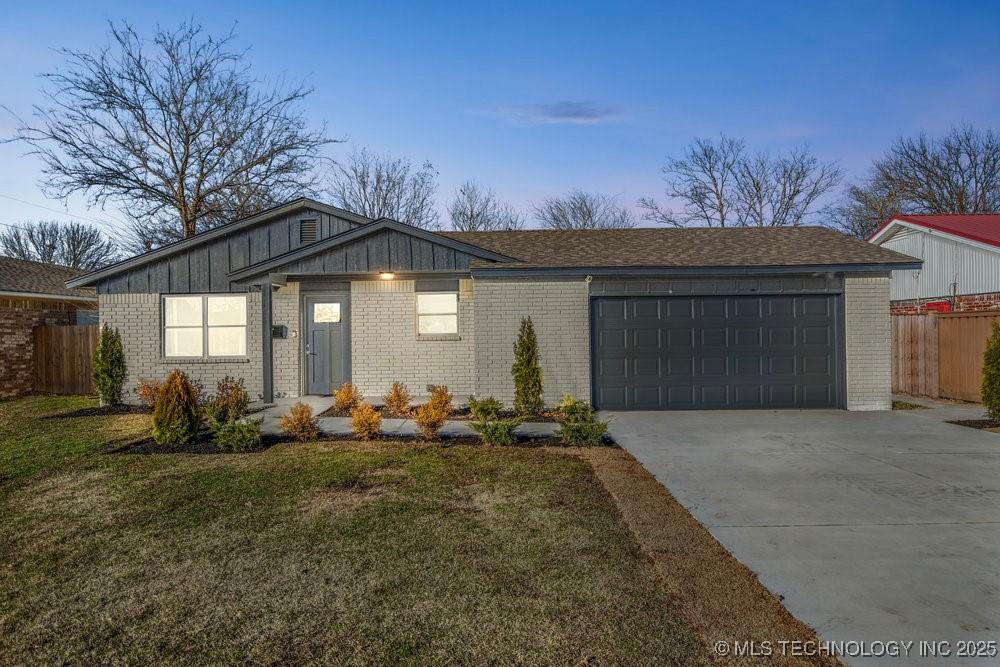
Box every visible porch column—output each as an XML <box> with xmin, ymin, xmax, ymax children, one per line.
<box><xmin>261</xmin><ymin>279</ymin><xmax>274</xmax><ymax>403</ymax></box>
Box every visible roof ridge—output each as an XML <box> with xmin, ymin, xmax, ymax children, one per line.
<box><xmin>0</xmin><ymin>254</ymin><xmax>83</xmax><ymax>273</ymax></box>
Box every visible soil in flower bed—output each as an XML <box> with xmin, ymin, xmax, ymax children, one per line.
<box><xmin>45</xmin><ymin>403</ymin><xmax>153</xmax><ymax>418</ymax></box>
<box><xmin>107</xmin><ymin>431</ymin><xmax>613</xmax><ymax>454</ymax></box>
<box><xmin>948</xmin><ymin>419</ymin><xmax>1000</xmax><ymax>433</ymax></box>
<box><xmin>318</xmin><ymin>404</ymin><xmax>559</xmax><ymax>422</ymax></box>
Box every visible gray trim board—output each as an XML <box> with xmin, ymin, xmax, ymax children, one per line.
<box><xmin>472</xmin><ymin>262</ymin><xmax>922</xmax><ymax>278</ymax></box>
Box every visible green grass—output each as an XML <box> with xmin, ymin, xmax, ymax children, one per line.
<box><xmin>893</xmin><ymin>399</ymin><xmax>928</xmax><ymax>410</ymax></box>
<box><xmin>0</xmin><ymin>396</ymin><xmax>708</xmax><ymax>666</ymax></box>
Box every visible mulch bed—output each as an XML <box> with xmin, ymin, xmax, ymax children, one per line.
<box><xmin>579</xmin><ymin>447</ymin><xmax>842</xmax><ymax>667</ymax></box>
<box><xmin>45</xmin><ymin>404</ymin><xmax>153</xmax><ymax>419</ymax></box>
<box><xmin>318</xmin><ymin>404</ymin><xmax>559</xmax><ymax>422</ymax></box>
<box><xmin>106</xmin><ymin>431</ymin><xmax>613</xmax><ymax>455</ymax></box>
<box><xmin>948</xmin><ymin>419</ymin><xmax>1000</xmax><ymax>431</ymax></box>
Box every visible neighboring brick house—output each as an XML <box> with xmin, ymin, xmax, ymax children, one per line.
<box><xmin>869</xmin><ymin>215</ymin><xmax>1000</xmax><ymax>315</ymax></box>
<box><xmin>0</xmin><ymin>256</ymin><xmax>98</xmax><ymax>398</ymax></box>
<box><xmin>68</xmin><ymin>198</ymin><xmax>919</xmax><ymax>411</ymax></box>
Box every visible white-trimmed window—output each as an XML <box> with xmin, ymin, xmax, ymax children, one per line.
<box><xmin>416</xmin><ymin>292</ymin><xmax>458</xmax><ymax>335</ymax></box>
<box><xmin>163</xmin><ymin>295</ymin><xmax>247</xmax><ymax>358</ymax></box>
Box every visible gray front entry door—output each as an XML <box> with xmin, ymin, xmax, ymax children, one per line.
<box><xmin>304</xmin><ymin>294</ymin><xmax>350</xmax><ymax>395</ymax></box>
<box><xmin>592</xmin><ymin>295</ymin><xmax>842</xmax><ymax>410</ymax></box>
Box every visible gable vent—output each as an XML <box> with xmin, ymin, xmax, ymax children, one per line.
<box><xmin>299</xmin><ymin>219</ymin><xmax>318</xmax><ymax>244</ymax></box>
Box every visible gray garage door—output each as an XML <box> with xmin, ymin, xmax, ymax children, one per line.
<box><xmin>592</xmin><ymin>295</ymin><xmax>842</xmax><ymax>410</ymax></box>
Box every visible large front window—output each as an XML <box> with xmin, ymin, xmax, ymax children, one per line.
<box><xmin>163</xmin><ymin>295</ymin><xmax>247</xmax><ymax>358</ymax></box>
<box><xmin>416</xmin><ymin>292</ymin><xmax>458</xmax><ymax>335</ymax></box>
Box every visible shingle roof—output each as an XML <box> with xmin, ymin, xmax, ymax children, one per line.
<box><xmin>0</xmin><ymin>256</ymin><xmax>96</xmax><ymax>299</ymax></box>
<box><xmin>871</xmin><ymin>214</ymin><xmax>1000</xmax><ymax>248</ymax></box>
<box><xmin>440</xmin><ymin>226</ymin><xmax>918</xmax><ymax>269</ymax></box>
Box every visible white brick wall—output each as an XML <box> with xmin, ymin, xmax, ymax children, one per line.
<box><xmin>272</xmin><ymin>283</ymin><xmax>300</xmax><ymax>398</ymax></box>
<box><xmin>99</xmin><ymin>292</ymin><xmax>263</xmax><ymax>403</ymax></box>
<box><xmin>845</xmin><ymin>273</ymin><xmax>891</xmax><ymax>410</ymax></box>
<box><xmin>350</xmin><ymin>279</ymin><xmax>476</xmax><ymax>402</ymax></box>
<box><xmin>473</xmin><ymin>278</ymin><xmax>591</xmax><ymax>405</ymax></box>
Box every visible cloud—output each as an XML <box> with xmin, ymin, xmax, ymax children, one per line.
<box><xmin>478</xmin><ymin>101</ymin><xmax>622</xmax><ymax>126</ymax></box>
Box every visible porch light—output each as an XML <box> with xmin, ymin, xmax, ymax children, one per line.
<box><xmin>380</xmin><ymin>272</ymin><xmax>395</xmax><ymax>280</ymax></box>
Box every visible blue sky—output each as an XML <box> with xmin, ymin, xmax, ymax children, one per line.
<box><xmin>1</xmin><ymin>0</ymin><xmax>998</xmax><ymax>234</ymax></box>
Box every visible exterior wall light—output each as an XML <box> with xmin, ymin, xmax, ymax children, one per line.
<box><xmin>380</xmin><ymin>272</ymin><xmax>395</xmax><ymax>280</ymax></box>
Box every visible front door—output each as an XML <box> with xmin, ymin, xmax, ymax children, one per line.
<box><xmin>304</xmin><ymin>294</ymin><xmax>350</xmax><ymax>395</ymax></box>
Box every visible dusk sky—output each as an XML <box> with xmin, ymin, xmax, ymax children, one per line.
<box><xmin>1</xmin><ymin>0</ymin><xmax>998</xmax><ymax>236</ymax></box>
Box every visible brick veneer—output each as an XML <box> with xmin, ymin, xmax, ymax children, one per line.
<box><xmin>0</xmin><ymin>296</ymin><xmax>79</xmax><ymax>398</ymax></box>
<box><xmin>891</xmin><ymin>292</ymin><xmax>1000</xmax><ymax>315</ymax></box>
<box><xmin>845</xmin><ymin>273</ymin><xmax>892</xmax><ymax>410</ymax></box>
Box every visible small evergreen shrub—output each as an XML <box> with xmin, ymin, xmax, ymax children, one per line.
<box><xmin>151</xmin><ymin>370</ymin><xmax>201</xmax><ymax>447</ymax></box>
<box><xmin>470</xmin><ymin>417</ymin><xmax>522</xmax><ymax>446</ymax></box>
<box><xmin>280</xmin><ymin>401</ymin><xmax>319</xmax><ymax>442</ymax></box>
<box><xmin>93</xmin><ymin>324</ymin><xmax>127</xmax><ymax>406</ymax></box>
<box><xmin>468</xmin><ymin>396</ymin><xmax>503</xmax><ymax>421</ymax></box>
<box><xmin>512</xmin><ymin>317</ymin><xmax>543</xmax><ymax>416</ymax></box>
<box><xmin>555</xmin><ymin>394</ymin><xmax>609</xmax><ymax>447</ymax></box>
<box><xmin>206</xmin><ymin>376</ymin><xmax>250</xmax><ymax>425</ymax></box>
<box><xmin>413</xmin><ymin>402</ymin><xmax>448</xmax><ymax>440</ymax></box>
<box><xmin>334</xmin><ymin>382</ymin><xmax>363</xmax><ymax>413</ymax></box>
<box><xmin>135</xmin><ymin>379</ymin><xmax>162</xmax><ymax>408</ymax></box>
<box><xmin>213</xmin><ymin>418</ymin><xmax>263</xmax><ymax>453</ymax></box>
<box><xmin>427</xmin><ymin>384</ymin><xmax>453</xmax><ymax>416</ymax></box>
<box><xmin>983</xmin><ymin>322</ymin><xmax>1000</xmax><ymax>421</ymax></box>
<box><xmin>351</xmin><ymin>402</ymin><xmax>382</xmax><ymax>440</ymax></box>
<box><xmin>383</xmin><ymin>382</ymin><xmax>412</xmax><ymax>417</ymax></box>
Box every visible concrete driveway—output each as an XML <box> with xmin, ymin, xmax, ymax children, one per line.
<box><xmin>605</xmin><ymin>401</ymin><xmax>1000</xmax><ymax>666</ymax></box>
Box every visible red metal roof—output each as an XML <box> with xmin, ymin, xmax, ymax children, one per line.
<box><xmin>871</xmin><ymin>214</ymin><xmax>1000</xmax><ymax>247</ymax></box>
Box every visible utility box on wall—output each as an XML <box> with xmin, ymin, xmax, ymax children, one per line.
<box><xmin>271</xmin><ymin>325</ymin><xmax>288</xmax><ymax>339</ymax></box>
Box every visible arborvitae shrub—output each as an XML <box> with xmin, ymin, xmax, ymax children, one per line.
<box><xmin>93</xmin><ymin>324</ymin><xmax>127</xmax><ymax>405</ymax></box>
<box><xmin>383</xmin><ymin>382</ymin><xmax>412</xmax><ymax>417</ymax></box>
<box><xmin>280</xmin><ymin>402</ymin><xmax>319</xmax><ymax>442</ymax></box>
<box><xmin>334</xmin><ymin>382</ymin><xmax>363</xmax><ymax>413</ymax></box>
<box><xmin>351</xmin><ymin>402</ymin><xmax>382</xmax><ymax>440</ymax></box>
<box><xmin>512</xmin><ymin>317</ymin><xmax>543</xmax><ymax>416</ymax></box>
<box><xmin>983</xmin><ymin>322</ymin><xmax>1000</xmax><ymax>421</ymax></box>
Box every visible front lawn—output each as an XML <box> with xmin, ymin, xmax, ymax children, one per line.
<box><xmin>0</xmin><ymin>396</ymin><xmax>708</xmax><ymax>665</ymax></box>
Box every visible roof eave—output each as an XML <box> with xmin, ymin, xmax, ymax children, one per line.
<box><xmin>470</xmin><ymin>262</ymin><xmax>923</xmax><ymax>278</ymax></box>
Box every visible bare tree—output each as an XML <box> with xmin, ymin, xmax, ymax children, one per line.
<box><xmin>535</xmin><ymin>190</ymin><xmax>636</xmax><ymax>230</ymax></box>
<box><xmin>5</xmin><ymin>21</ymin><xmax>332</xmax><ymax>252</ymax></box>
<box><xmin>326</xmin><ymin>148</ymin><xmax>440</xmax><ymax>229</ymax></box>
<box><xmin>448</xmin><ymin>181</ymin><xmax>524</xmax><ymax>231</ymax></box>
<box><xmin>0</xmin><ymin>220</ymin><xmax>120</xmax><ymax>269</ymax></box>
<box><xmin>836</xmin><ymin>126</ymin><xmax>1000</xmax><ymax>238</ymax></box>
<box><xmin>640</xmin><ymin>135</ymin><xmax>841</xmax><ymax>227</ymax></box>
<box><xmin>638</xmin><ymin>135</ymin><xmax>743</xmax><ymax>227</ymax></box>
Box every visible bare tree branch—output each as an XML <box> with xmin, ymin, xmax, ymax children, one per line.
<box><xmin>0</xmin><ymin>220</ymin><xmax>120</xmax><ymax>268</ymax></box>
<box><xmin>641</xmin><ymin>135</ymin><xmax>841</xmax><ymax>228</ymax></box>
<box><xmin>5</xmin><ymin>21</ymin><xmax>333</xmax><ymax>252</ymax></box>
<box><xmin>535</xmin><ymin>190</ymin><xmax>636</xmax><ymax>229</ymax></box>
<box><xmin>834</xmin><ymin>126</ymin><xmax>1000</xmax><ymax>238</ymax></box>
<box><xmin>448</xmin><ymin>180</ymin><xmax>524</xmax><ymax>231</ymax></box>
<box><xmin>325</xmin><ymin>148</ymin><xmax>440</xmax><ymax>229</ymax></box>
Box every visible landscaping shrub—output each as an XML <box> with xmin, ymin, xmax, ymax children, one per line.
<box><xmin>351</xmin><ymin>402</ymin><xmax>382</xmax><ymax>440</ymax></box>
<box><xmin>206</xmin><ymin>376</ymin><xmax>250</xmax><ymax>425</ymax></box>
<box><xmin>983</xmin><ymin>322</ymin><xmax>1000</xmax><ymax>421</ymax></box>
<box><xmin>135</xmin><ymin>378</ymin><xmax>162</xmax><ymax>408</ymax></box>
<box><xmin>512</xmin><ymin>317</ymin><xmax>543</xmax><ymax>416</ymax></box>
<box><xmin>427</xmin><ymin>384</ymin><xmax>454</xmax><ymax>416</ymax></box>
<box><xmin>280</xmin><ymin>402</ymin><xmax>320</xmax><ymax>442</ymax></box>
<box><xmin>413</xmin><ymin>402</ymin><xmax>448</xmax><ymax>440</ymax></box>
<box><xmin>151</xmin><ymin>370</ymin><xmax>201</xmax><ymax>447</ymax></box>
<box><xmin>334</xmin><ymin>382</ymin><xmax>363</xmax><ymax>413</ymax></box>
<box><xmin>383</xmin><ymin>382</ymin><xmax>412</xmax><ymax>417</ymax></box>
<box><xmin>468</xmin><ymin>395</ymin><xmax>503</xmax><ymax>421</ymax></box>
<box><xmin>213</xmin><ymin>418</ymin><xmax>263</xmax><ymax>453</ymax></box>
<box><xmin>470</xmin><ymin>417</ymin><xmax>521</xmax><ymax>446</ymax></box>
<box><xmin>555</xmin><ymin>394</ymin><xmax>608</xmax><ymax>447</ymax></box>
<box><xmin>93</xmin><ymin>323</ymin><xmax>127</xmax><ymax>406</ymax></box>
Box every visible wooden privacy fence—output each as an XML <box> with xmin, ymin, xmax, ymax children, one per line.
<box><xmin>892</xmin><ymin>311</ymin><xmax>1000</xmax><ymax>402</ymax></box>
<box><xmin>33</xmin><ymin>324</ymin><xmax>99</xmax><ymax>395</ymax></box>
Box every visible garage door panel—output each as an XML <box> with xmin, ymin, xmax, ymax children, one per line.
<box><xmin>593</xmin><ymin>294</ymin><xmax>840</xmax><ymax>409</ymax></box>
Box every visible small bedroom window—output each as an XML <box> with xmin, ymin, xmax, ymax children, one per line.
<box><xmin>416</xmin><ymin>293</ymin><xmax>459</xmax><ymax>336</ymax></box>
<box><xmin>299</xmin><ymin>219</ymin><xmax>318</xmax><ymax>244</ymax></box>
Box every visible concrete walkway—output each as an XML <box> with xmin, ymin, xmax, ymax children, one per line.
<box><xmin>256</xmin><ymin>396</ymin><xmax>558</xmax><ymax>438</ymax></box>
<box><xmin>605</xmin><ymin>400</ymin><xmax>1000</xmax><ymax>666</ymax></box>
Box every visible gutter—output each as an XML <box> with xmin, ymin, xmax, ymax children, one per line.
<box><xmin>0</xmin><ymin>290</ymin><xmax>98</xmax><ymax>303</ymax></box>
<box><xmin>469</xmin><ymin>262</ymin><xmax>924</xmax><ymax>278</ymax></box>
